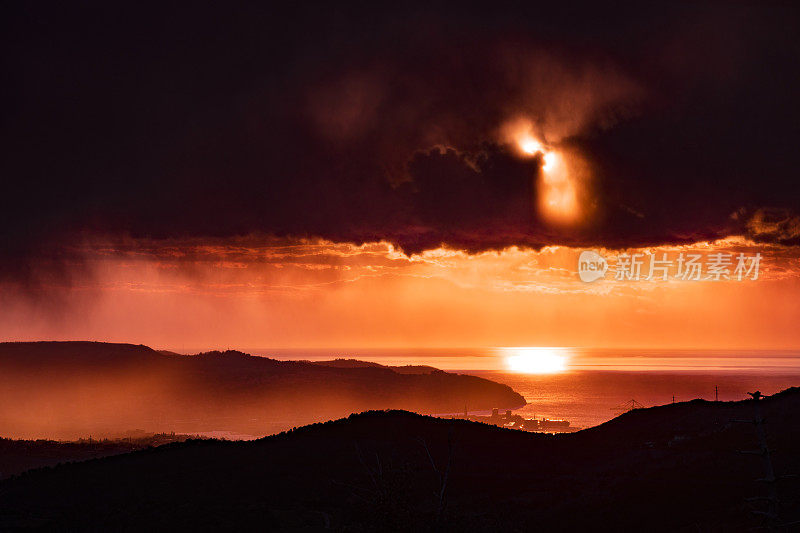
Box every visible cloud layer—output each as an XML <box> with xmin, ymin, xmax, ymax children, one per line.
<box><xmin>3</xmin><ymin>2</ymin><xmax>800</xmax><ymax>285</ymax></box>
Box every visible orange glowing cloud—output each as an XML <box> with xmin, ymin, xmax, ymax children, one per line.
<box><xmin>1</xmin><ymin>235</ymin><xmax>799</xmax><ymax>351</ymax></box>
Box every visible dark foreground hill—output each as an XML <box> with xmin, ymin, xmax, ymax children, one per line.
<box><xmin>0</xmin><ymin>433</ymin><xmax>193</xmax><ymax>480</ymax></box>
<box><xmin>2</xmin><ymin>389</ymin><xmax>800</xmax><ymax>531</ymax></box>
<box><xmin>0</xmin><ymin>342</ymin><xmax>524</xmax><ymax>439</ymax></box>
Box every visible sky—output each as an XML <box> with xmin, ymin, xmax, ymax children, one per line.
<box><xmin>2</xmin><ymin>2</ymin><xmax>800</xmax><ymax>351</ymax></box>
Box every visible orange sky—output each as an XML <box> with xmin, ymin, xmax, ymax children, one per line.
<box><xmin>2</xmin><ymin>236</ymin><xmax>799</xmax><ymax>352</ymax></box>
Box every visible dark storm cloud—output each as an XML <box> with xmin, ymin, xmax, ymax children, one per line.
<box><xmin>2</xmin><ymin>2</ymin><xmax>800</xmax><ymax>283</ymax></box>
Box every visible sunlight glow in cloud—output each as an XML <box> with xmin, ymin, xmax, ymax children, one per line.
<box><xmin>507</xmin><ymin>119</ymin><xmax>582</xmax><ymax>224</ymax></box>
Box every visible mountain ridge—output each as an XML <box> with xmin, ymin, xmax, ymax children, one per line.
<box><xmin>0</xmin><ymin>341</ymin><xmax>525</xmax><ymax>439</ymax></box>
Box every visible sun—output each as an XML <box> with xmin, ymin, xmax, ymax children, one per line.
<box><xmin>502</xmin><ymin>347</ymin><xmax>569</xmax><ymax>374</ymax></box>
<box><xmin>519</xmin><ymin>136</ymin><xmax>543</xmax><ymax>155</ymax></box>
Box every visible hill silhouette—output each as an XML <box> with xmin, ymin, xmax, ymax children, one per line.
<box><xmin>0</xmin><ymin>433</ymin><xmax>193</xmax><ymax>480</ymax></box>
<box><xmin>0</xmin><ymin>342</ymin><xmax>524</xmax><ymax>439</ymax></box>
<box><xmin>1</xmin><ymin>388</ymin><xmax>799</xmax><ymax>531</ymax></box>
<box><xmin>310</xmin><ymin>358</ymin><xmax>440</xmax><ymax>374</ymax></box>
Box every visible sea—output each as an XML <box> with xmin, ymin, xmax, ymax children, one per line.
<box><xmin>250</xmin><ymin>347</ymin><xmax>800</xmax><ymax>430</ymax></box>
